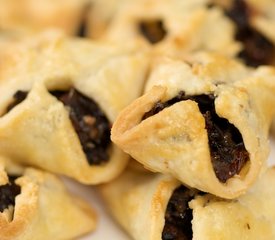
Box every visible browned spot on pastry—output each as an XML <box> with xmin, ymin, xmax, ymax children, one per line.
<box><xmin>142</xmin><ymin>91</ymin><xmax>249</xmax><ymax>183</ymax></box>
<box><xmin>226</xmin><ymin>0</ymin><xmax>274</xmax><ymax>67</ymax></box>
<box><xmin>162</xmin><ymin>186</ymin><xmax>197</xmax><ymax>240</ymax></box>
<box><xmin>7</xmin><ymin>89</ymin><xmax>111</xmax><ymax>165</ymax></box>
<box><xmin>138</xmin><ymin>19</ymin><xmax>167</xmax><ymax>44</ymax></box>
<box><xmin>0</xmin><ymin>175</ymin><xmax>21</xmax><ymax>213</ymax></box>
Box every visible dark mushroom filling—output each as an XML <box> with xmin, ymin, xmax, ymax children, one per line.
<box><xmin>138</xmin><ymin>19</ymin><xmax>167</xmax><ymax>44</ymax></box>
<box><xmin>0</xmin><ymin>175</ymin><xmax>21</xmax><ymax>213</ymax></box>
<box><xmin>142</xmin><ymin>91</ymin><xmax>249</xmax><ymax>183</ymax></box>
<box><xmin>162</xmin><ymin>185</ymin><xmax>197</xmax><ymax>240</ymax></box>
<box><xmin>6</xmin><ymin>88</ymin><xmax>111</xmax><ymax>165</ymax></box>
<box><xmin>225</xmin><ymin>0</ymin><xmax>274</xmax><ymax>67</ymax></box>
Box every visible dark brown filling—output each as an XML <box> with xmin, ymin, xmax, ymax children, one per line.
<box><xmin>142</xmin><ymin>91</ymin><xmax>249</xmax><ymax>183</ymax></box>
<box><xmin>226</xmin><ymin>0</ymin><xmax>274</xmax><ymax>67</ymax></box>
<box><xmin>138</xmin><ymin>19</ymin><xmax>167</xmax><ymax>44</ymax></box>
<box><xmin>7</xmin><ymin>88</ymin><xmax>111</xmax><ymax>165</ymax></box>
<box><xmin>76</xmin><ymin>4</ymin><xmax>91</xmax><ymax>38</ymax></box>
<box><xmin>0</xmin><ymin>175</ymin><xmax>21</xmax><ymax>213</ymax></box>
<box><xmin>77</xmin><ymin>18</ymin><xmax>88</xmax><ymax>38</ymax></box>
<box><xmin>162</xmin><ymin>186</ymin><xmax>197</xmax><ymax>240</ymax></box>
<box><xmin>6</xmin><ymin>91</ymin><xmax>28</xmax><ymax>113</ymax></box>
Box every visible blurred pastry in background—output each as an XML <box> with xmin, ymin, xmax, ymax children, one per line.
<box><xmin>87</xmin><ymin>0</ymin><xmax>240</xmax><ymax>58</ymax></box>
<box><xmin>209</xmin><ymin>0</ymin><xmax>275</xmax><ymax>67</ymax></box>
<box><xmin>0</xmin><ymin>0</ymin><xmax>91</xmax><ymax>36</ymax></box>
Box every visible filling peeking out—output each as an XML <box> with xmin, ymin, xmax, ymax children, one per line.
<box><xmin>76</xmin><ymin>3</ymin><xmax>91</xmax><ymax>38</ymax></box>
<box><xmin>138</xmin><ymin>19</ymin><xmax>167</xmax><ymax>44</ymax></box>
<box><xmin>6</xmin><ymin>88</ymin><xmax>111</xmax><ymax>165</ymax></box>
<box><xmin>142</xmin><ymin>91</ymin><xmax>249</xmax><ymax>183</ymax></box>
<box><xmin>0</xmin><ymin>175</ymin><xmax>21</xmax><ymax>216</ymax></box>
<box><xmin>162</xmin><ymin>185</ymin><xmax>197</xmax><ymax>240</ymax></box>
<box><xmin>225</xmin><ymin>0</ymin><xmax>274</xmax><ymax>67</ymax></box>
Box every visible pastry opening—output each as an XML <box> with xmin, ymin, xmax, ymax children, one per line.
<box><xmin>76</xmin><ymin>3</ymin><xmax>91</xmax><ymax>37</ymax></box>
<box><xmin>138</xmin><ymin>19</ymin><xmax>167</xmax><ymax>44</ymax></box>
<box><xmin>6</xmin><ymin>88</ymin><xmax>111</xmax><ymax>166</ymax></box>
<box><xmin>162</xmin><ymin>185</ymin><xmax>197</xmax><ymax>240</ymax></box>
<box><xmin>225</xmin><ymin>0</ymin><xmax>274</xmax><ymax>67</ymax></box>
<box><xmin>142</xmin><ymin>91</ymin><xmax>249</xmax><ymax>183</ymax></box>
<box><xmin>6</xmin><ymin>91</ymin><xmax>28</xmax><ymax>113</ymax></box>
<box><xmin>0</xmin><ymin>175</ymin><xmax>21</xmax><ymax>219</ymax></box>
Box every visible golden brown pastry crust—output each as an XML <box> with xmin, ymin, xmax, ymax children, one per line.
<box><xmin>0</xmin><ymin>0</ymin><xmax>88</xmax><ymax>35</ymax></box>
<box><xmin>191</xmin><ymin>167</ymin><xmax>275</xmax><ymax>239</ymax></box>
<box><xmin>0</xmin><ymin>158</ymin><xmax>96</xmax><ymax>240</ymax></box>
<box><xmin>87</xmin><ymin>0</ymin><xmax>240</xmax><ymax>58</ymax></box>
<box><xmin>112</xmin><ymin>53</ymin><xmax>275</xmax><ymax>198</ymax></box>
<box><xmin>100</xmin><ymin>166</ymin><xmax>275</xmax><ymax>240</ymax></box>
<box><xmin>0</xmin><ymin>32</ymin><xmax>149</xmax><ymax>184</ymax></box>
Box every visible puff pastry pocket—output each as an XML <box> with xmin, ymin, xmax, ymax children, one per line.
<box><xmin>100</xmin><ymin>165</ymin><xmax>275</xmax><ymax>240</ymax></box>
<box><xmin>112</xmin><ymin>55</ymin><xmax>275</xmax><ymax>198</ymax></box>
<box><xmin>0</xmin><ymin>158</ymin><xmax>96</xmax><ymax>240</ymax></box>
<box><xmin>88</xmin><ymin>0</ymin><xmax>240</xmax><ymax>58</ymax></box>
<box><xmin>0</xmin><ymin>0</ymin><xmax>88</xmax><ymax>35</ymax></box>
<box><xmin>209</xmin><ymin>0</ymin><xmax>275</xmax><ymax>67</ymax></box>
<box><xmin>0</xmin><ymin>33</ymin><xmax>149</xmax><ymax>184</ymax></box>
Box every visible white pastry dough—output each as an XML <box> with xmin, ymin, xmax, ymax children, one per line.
<box><xmin>0</xmin><ymin>32</ymin><xmax>149</xmax><ymax>184</ymax></box>
<box><xmin>88</xmin><ymin>0</ymin><xmax>240</xmax><ymax>58</ymax></box>
<box><xmin>0</xmin><ymin>0</ymin><xmax>88</xmax><ymax>35</ymax></box>
<box><xmin>0</xmin><ymin>158</ymin><xmax>96</xmax><ymax>240</ymax></box>
<box><xmin>112</xmin><ymin>53</ymin><xmax>275</xmax><ymax>198</ymax></box>
<box><xmin>100</xmin><ymin>166</ymin><xmax>275</xmax><ymax>240</ymax></box>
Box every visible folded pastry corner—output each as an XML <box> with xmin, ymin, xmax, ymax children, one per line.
<box><xmin>100</xmin><ymin>166</ymin><xmax>275</xmax><ymax>240</ymax></box>
<box><xmin>111</xmin><ymin>54</ymin><xmax>275</xmax><ymax>198</ymax></box>
<box><xmin>0</xmin><ymin>33</ymin><xmax>149</xmax><ymax>184</ymax></box>
<box><xmin>0</xmin><ymin>158</ymin><xmax>96</xmax><ymax>240</ymax></box>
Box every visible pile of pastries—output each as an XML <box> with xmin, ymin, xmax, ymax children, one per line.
<box><xmin>1</xmin><ymin>0</ymin><xmax>275</xmax><ymax>239</ymax></box>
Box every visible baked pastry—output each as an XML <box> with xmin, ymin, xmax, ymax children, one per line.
<box><xmin>0</xmin><ymin>32</ymin><xmax>149</xmax><ymax>184</ymax></box>
<box><xmin>86</xmin><ymin>0</ymin><xmax>130</xmax><ymax>39</ymax></box>
<box><xmin>100</xmin><ymin>165</ymin><xmax>275</xmax><ymax>240</ymax></box>
<box><xmin>112</xmin><ymin>53</ymin><xmax>275</xmax><ymax>198</ymax></box>
<box><xmin>0</xmin><ymin>157</ymin><xmax>96</xmax><ymax>240</ymax></box>
<box><xmin>88</xmin><ymin>0</ymin><xmax>240</xmax><ymax>58</ymax></box>
<box><xmin>209</xmin><ymin>0</ymin><xmax>275</xmax><ymax>67</ymax></box>
<box><xmin>0</xmin><ymin>0</ymin><xmax>89</xmax><ymax>35</ymax></box>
